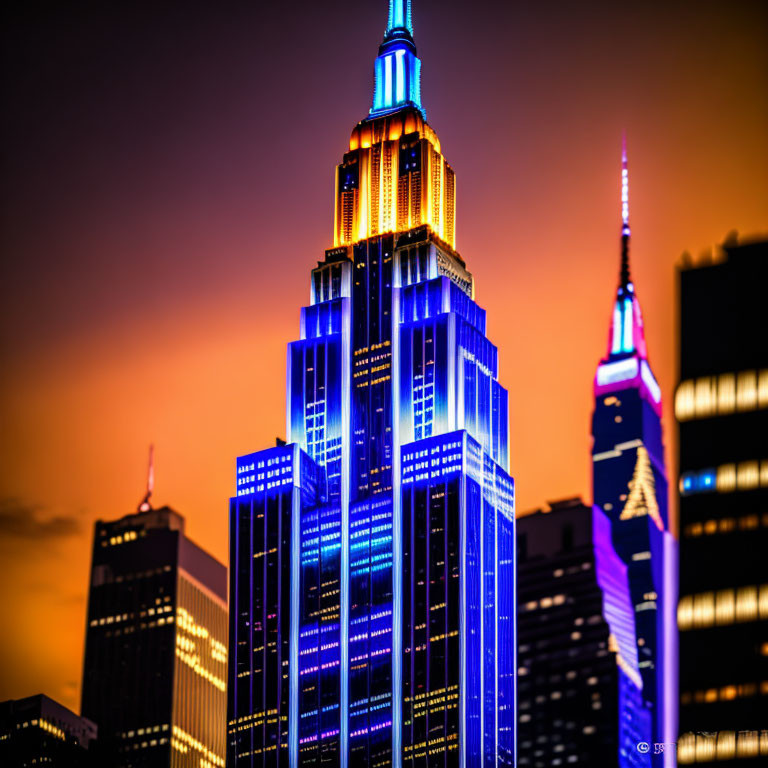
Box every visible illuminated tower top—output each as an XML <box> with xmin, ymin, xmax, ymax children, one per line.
<box><xmin>335</xmin><ymin>0</ymin><xmax>456</xmax><ymax>249</ymax></box>
<box><xmin>595</xmin><ymin>141</ymin><xmax>661</xmax><ymax>414</ymax></box>
<box><xmin>387</xmin><ymin>0</ymin><xmax>413</xmax><ymax>34</ymax></box>
<box><xmin>370</xmin><ymin>0</ymin><xmax>424</xmax><ymax>118</ymax></box>
<box><xmin>608</xmin><ymin>139</ymin><xmax>647</xmax><ymax>361</ymax></box>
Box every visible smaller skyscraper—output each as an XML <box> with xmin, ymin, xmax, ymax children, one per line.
<box><xmin>517</xmin><ymin>498</ymin><xmax>650</xmax><ymax>768</ymax></box>
<box><xmin>81</xmin><ymin>452</ymin><xmax>227</xmax><ymax>768</ymax></box>
<box><xmin>227</xmin><ymin>442</ymin><xmax>319</xmax><ymax>766</ymax></box>
<box><xmin>591</xmin><ymin>143</ymin><xmax>677</xmax><ymax>766</ymax></box>
<box><xmin>675</xmin><ymin>238</ymin><xmax>768</xmax><ymax>764</ymax></box>
<box><xmin>0</xmin><ymin>693</ymin><xmax>97</xmax><ymax>767</ymax></box>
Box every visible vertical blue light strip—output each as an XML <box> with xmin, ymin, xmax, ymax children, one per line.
<box><xmin>494</xmin><ymin>473</ymin><xmax>499</xmax><ymax>766</ymax></box>
<box><xmin>384</xmin><ymin>55</ymin><xmax>393</xmax><ymax>108</ymax></box>
<box><xmin>391</xmin><ymin>279</ymin><xmax>403</xmax><ymax>768</ymax></box>
<box><xmin>395</xmin><ymin>50</ymin><xmax>406</xmax><ymax>104</ymax></box>
<box><xmin>512</xmin><ymin>500</ymin><xmax>518</xmax><ymax>768</ymax></box>
<box><xmin>289</xmin><ymin>448</ymin><xmax>300</xmax><ymax>766</ymax></box>
<box><xmin>340</xmin><ymin>298</ymin><xmax>351</xmax><ymax>768</ymax></box>
<box><xmin>622</xmin><ymin>297</ymin><xmax>634</xmax><ymax>352</ymax></box>
<box><xmin>411</xmin><ymin>57</ymin><xmax>422</xmax><ymax>109</ymax></box>
<box><xmin>611</xmin><ymin>302</ymin><xmax>623</xmax><ymax>355</ymax></box>
<box><xmin>459</xmin><ymin>432</ymin><xmax>468</xmax><ymax>768</ymax></box>
<box><xmin>373</xmin><ymin>58</ymin><xmax>384</xmax><ymax>112</ymax></box>
<box><xmin>479</xmin><ymin>461</ymin><xmax>485</xmax><ymax>763</ymax></box>
<box><xmin>662</xmin><ymin>532</ymin><xmax>679</xmax><ymax>768</ymax></box>
<box><xmin>389</xmin><ymin>0</ymin><xmax>404</xmax><ymax>29</ymax></box>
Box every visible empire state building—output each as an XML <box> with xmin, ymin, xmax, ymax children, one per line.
<box><xmin>227</xmin><ymin>2</ymin><xmax>516</xmax><ymax>765</ymax></box>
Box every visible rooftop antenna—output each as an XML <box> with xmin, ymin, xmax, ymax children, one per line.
<box><xmin>138</xmin><ymin>444</ymin><xmax>154</xmax><ymax>512</ymax></box>
<box><xmin>620</xmin><ymin>133</ymin><xmax>631</xmax><ymax>288</ymax></box>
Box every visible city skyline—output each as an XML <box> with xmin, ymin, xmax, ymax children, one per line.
<box><xmin>2</xmin><ymin>0</ymin><xmax>767</xmax><ymax>713</ymax></box>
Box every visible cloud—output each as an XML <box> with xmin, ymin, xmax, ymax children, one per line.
<box><xmin>0</xmin><ymin>498</ymin><xmax>81</xmax><ymax>539</ymax></box>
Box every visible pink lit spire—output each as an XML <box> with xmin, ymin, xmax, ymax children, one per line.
<box><xmin>606</xmin><ymin>137</ymin><xmax>648</xmax><ymax>361</ymax></box>
<box><xmin>138</xmin><ymin>444</ymin><xmax>154</xmax><ymax>512</ymax></box>
<box><xmin>620</xmin><ymin>134</ymin><xmax>631</xmax><ymax>287</ymax></box>
<box><xmin>596</xmin><ymin>139</ymin><xmax>660</xmax><ymax>413</ymax></box>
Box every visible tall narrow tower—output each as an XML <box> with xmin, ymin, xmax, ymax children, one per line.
<box><xmin>591</xmin><ymin>145</ymin><xmax>678</xmax><ymax>767</ymax></box>
<box><xmin>227</xmin><ymin>2</ymin><xmax>516</xmax><ymax>766</ymax></box>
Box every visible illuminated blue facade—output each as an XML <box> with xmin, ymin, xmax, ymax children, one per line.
<box><xmin>227</xmin><ymin>3</ymin><xmax>515</xmax><ymax>766</ymax></box>
<box><xmin>371</xmin><ymin>0</ymin><xmax>423</xmax><ymax>118</ymax></box>
<box><xmin>591</xmin><ymin>146</ymin><xmax>678</xmax><ymax>767</ymax></box>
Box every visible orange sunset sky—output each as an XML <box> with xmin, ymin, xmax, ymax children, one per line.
<box><xmin>1</xmin><ymin>0</ymin><xmax>766</xmax><ymax>711</ymax></box>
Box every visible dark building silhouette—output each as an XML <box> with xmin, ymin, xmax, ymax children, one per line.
<box><xmin>517</xmin><ymin>498</ymin><xmax>650</xmax><ymax>768</ymax></box>
<box><xmin>81</xmin><ymin>488</ymin><xmax>227</xmax><ymax>767</ymax></box>
<box><xmin>0</xmin><ymin>693</ymin><xmax>96</xmax><ymax>767</ymax></box>
<box><xmin>675</xmin><ymin>238</ymin><xmax>768</xmax><ymax>763</ymax></box>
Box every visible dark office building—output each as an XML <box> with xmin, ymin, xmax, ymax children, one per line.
<box><xmin>675</xmin><ymin>238</ymin><xmax>768</xmax><ymax>764</ymax></box>
<box><xmin>81</xmin><ymin>502</ymin><xmax>227</xmax><ymax>768</ymax></box>
<box><xmin>517</xmin><ymin>498</ymin><xmax>650</xmax><ymax>768</ymax></box>
<box><xmin>0</xmin><ymin>693</ymin><xmax>97</xmax><ymax>767</ymax></box>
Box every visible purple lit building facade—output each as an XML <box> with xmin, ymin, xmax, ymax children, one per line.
<box><xmin>591</xmin><ymin>147</ymin><xmax>678</xmax><ymax>767</ymax></box>
<box><xmin>517</xmin><ymin>498</ymin><xmax>651</xmax><ymax>768</ymax></box>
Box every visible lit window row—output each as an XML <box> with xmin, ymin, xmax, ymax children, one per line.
<box><xmin>551</xmin><ymin>563</ymin><xmax>592</xmax><ymax>579</ymax></box>
<box><xmin>177</xmin><ymin>607</ymin><xmax>227</xmax><ymax>664</ymax></box>
<box><xmin>680</xmin><ymin>459</ymin><xmax>768</xmax><ymax>495</ymax></box>
<box><xmin>120</xmin><ymin>724</ymin><xmax>168</xmax><ymax>739</ymax></box>
<box><xmin>105</xmin><ymin>530</ymin><xmax>139</xmax><ymax>546</ymax></box>
<box><xmin>237</xmin><ymin>454</ymin><xmax>291</xmax><ymax>474</ymax></box>
<box><xmin>675</xmin><ymin>369</ymin><xmax>768</xmax><ymax>421</ymax></box>
<box><xmin>681</xmin><ymin>682</ymin><xmax>768</xmax><ymax>705</ymax></box>
<box><xmin>523</xmin><ymin>594</ymin><xmax>567</xmax><ymax>612</ymax></box>
<box><xmin>101</xmin><ymin>617</ymin><xmax>174</xmax><ymax>637</ymax></box>
<box><xmin>678</xmin><ymin>729</ymin><xmax>768</xmax><ymax>763</ymax></box>
<box><xmin>171</xmin><ymin>725</ymin><xmax>224</xmax><ymax>767</ymax></box>
<box><xmin>683</xmin><ymin>512</ymin><xmax>768</xmax><ymax>538</ymax></box>
<box><xmin>176</xmin><ymin>648</ymin><xmax>227</xmax><ymax>692</ymax></box>
<box><xmin>678</xmin><ymin>584</ymin><xmax>768</xmax><ymax>630</ymax></box>
<box><xmin>36</xmin><ymin>719</ymin><xmax>62</xmax><ymax>739</ymax></box>
<box><xmin>122</xmin><ymin>737</ymin><xmax>168</xmax><ymax>750</ymax></box>
<box><xmin>90</xmin><ymin>603</ymin><xmax>174</xmax><ymax>627</ymax></box>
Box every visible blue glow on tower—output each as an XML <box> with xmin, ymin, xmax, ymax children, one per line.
<box><xmin>371</xmin><ymin>0</ymin><xmax>424</xmax><ymax>117</ymax></box>
<box><xmin>227</xmin><ymin>2</ymin><xmax>514</xmax><ymax>765</ymax></box>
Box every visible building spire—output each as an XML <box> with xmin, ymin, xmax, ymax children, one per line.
<box><xmin>138</xmin><ymin>444</ymin><xmax>154</xmax><ymax>512</ymax></box>
<box><xmin>370</xmin><ymin>0</ymin><xmax>424</xmax><ymax>118</ymax></box>
<box><xmin>607</xmin><ymin>137</ymin><xmax>649</xmax><ymax>361</ymax></box>
<box><xmin>620</xmin><ymin>135</ymin><xmax>631</xmax><ymax>289</ymax></box>
<box><xmin>387</xmin><ymin>0</ymin><xmax>413</xmax><ymax>36</ymax></box>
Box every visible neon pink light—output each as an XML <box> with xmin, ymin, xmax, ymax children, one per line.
<box><xmin>621</xmin><ymin>135</ymin><xmax>630</xmax><ymax>232</ymax></box>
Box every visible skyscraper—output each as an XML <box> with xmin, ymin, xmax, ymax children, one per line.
<box><xmin>675</xmin><ymin>238</ymin><xmax>768</xmax><ymax>764</ymax></box>
<box><xmin>227</xmin><ymin>2</ymin><xmax>516</xmax><ymax>766</ymax></box>
<box><xmin>591</xmin><ymin>144</ymin><xmax>678</xmax><ymax>766</ymax></box>
<box><xmin>81</xmin><ymin>456</ymin><xmax>227</xmax><ymax>768</ymax></box>
<box><xmin>517</xmin><ymin>498</ymin><xmax>637</xmax><ymax>767</ymax></box>
<box><xmin>0</xmin><ymin>693</ymin><xmax>97</xmax><ymax>767</ymax></box>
